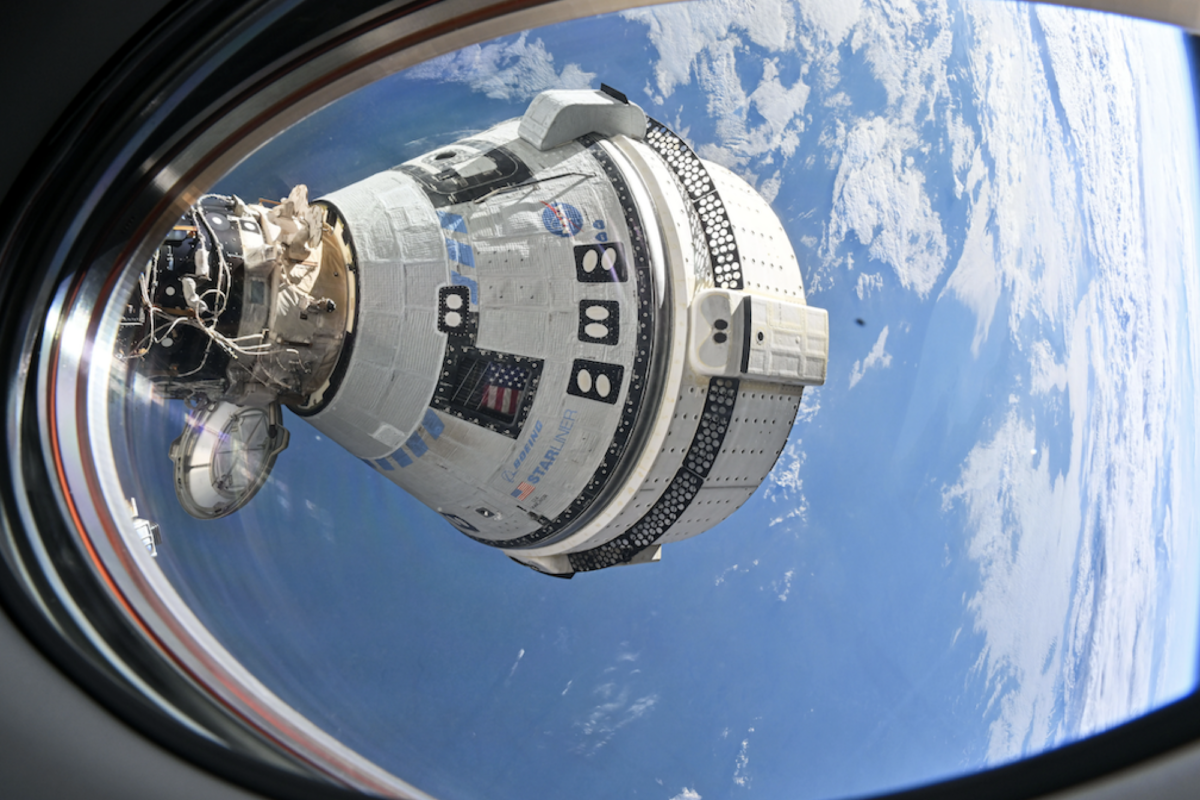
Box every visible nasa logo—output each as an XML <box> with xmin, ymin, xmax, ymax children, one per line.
<box><xmin>541</xmin><ymin>202</ymin><xmax>584</xmax><ymax>237</ymax></box>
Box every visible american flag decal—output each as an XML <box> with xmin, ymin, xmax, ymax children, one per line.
<box><xmin>512</xmin><ymin>481</ymin><xmax>535</xmax><ymax>501</ymax></box>
<box><xmin>436</xmin><ymin>348</ymin><xmax>542</xmax><ymax>437</ymax></box>
<box><xmin>478</xmin><ymin>362</ymin><xmax>526</xmax><ymax>419</ymax></box>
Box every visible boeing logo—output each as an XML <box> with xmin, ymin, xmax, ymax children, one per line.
<box><xmin>502</xmin><ymin>420</ymin><xmax>543</xmax><ymax>483</ymax></box>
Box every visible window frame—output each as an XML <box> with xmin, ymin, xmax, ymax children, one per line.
<box><xmin>0</xmin><ymin>1</ymin><xmax>1197</xmax><ymax>799</ymax></box>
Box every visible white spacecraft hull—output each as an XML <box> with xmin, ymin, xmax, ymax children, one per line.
<box><xmin>134</xmin><ymin>89</ymin><xmax>827</xmax><ymax>577</ymax></box>
<box><xmin>301</xmin><ymin>92</ymin><xmax>828</xmax><ymax>576</ymax></box>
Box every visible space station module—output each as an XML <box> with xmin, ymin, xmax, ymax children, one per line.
<box><xmin>129</xmin><ymin>87</ymin><xmax>829</xmax><ymax>577</ymax></box>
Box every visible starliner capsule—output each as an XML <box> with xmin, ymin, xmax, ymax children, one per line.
<box><xmin>125</xmin><ymin>87</ymin><xmax>829</xmax><ymax>577</ymax></box>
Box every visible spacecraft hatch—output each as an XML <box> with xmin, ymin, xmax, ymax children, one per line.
<box><xmin>122</xmin><ymin>86</ymin><xmax>829</xmax><ymax>577</ymax></box>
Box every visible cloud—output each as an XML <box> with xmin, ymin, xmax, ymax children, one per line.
<box><xmin>758</xmin><ymin>171</ymin><xmax>783</xmax><ymax>203</ymax></box>
<box><xmin>508</xmin><ymin>648</ymin><xmax>525</xmax><ymax>679</ymax></box>
<box><xmin>941</xmin><ymin>3</ymin><xmax>1082</xmax><ymax>348</ymax></box>
<box><xmin>715</xmin><ymin>561</ymin><xmax>758</xmax><ymax>585</ymax></box>
<box><xmin>796</xmin><ymin>389</ymin><xmax>820</xmax><ymax>424</ymax></box>
<box><xmin>942</xmin><ymin>411</ymin><xmax>1079</xmax><ymax>762</ymax></box>
<box><xmin>939</xmin><ymin>7</ymin><xmax>1200</xmax><ymax>765</ymax></box>
<box><xmin>848</xmin><ymin>325</ymin><xmax>892</xmax><ymax>388</ymax></box>
<box><xmin>573</xmin><ymin>687</ymin><xmax>659</xmax><ymax>756</ymax></box>
<box><xmin>765</xmin><ymin>440</ymin><xmax>808</xmax><ymax>527</ymax></box>
<box><xmin>946</xmin><ymin>108</ymin><xmax>977</xmax><ymax>198</ymax></box>
<box><xmin>406</xmin><ymin>32</ymin><xmax>594</xmax><ymax>101</ymax></box>
<box><xmin>946</xmin><ymin>142</ymin><xmax>1184</xmax><ymax>761</ymax></box>
<box><xmin>685</xmin><ymin>42</ymin><xmax>810</xmax><ymax>170</ymax></box>
<box><xmin>669</xmin><ymin>790</ymin><xmax>702</xmax><ymax>800</ymax></box>
<box><xmin>743</xmin><ymin>58</ymin><xmax>811</xmax><ymax>158</ymax></box>
<box><xmin>828</xmin><ymin>118</ymin><xmax>948</xmax><ymax>297</ymax></box>
<box><xmin>855</xmin><ymin>272</ymin><xmax>883</xmax><ymax>300</ymax></box>
<box><xmin>794</xmin><ymin>0</ymin><xmax>862</xmax><ymax>47</ymax></box>
<box><xmin>1029</xmin><ymin>340</ymin><xmax>1068</xmax><ymax>397</ymax></box>
<box><xmin>848</xmin><ymin>0</ymin><xmax>953</xmax><ymax>127</ymax></box>
<box><xmin>623</xmin><ymin>0</ymin><xmax>794</xmax><ymax>100</ymax></box>
<box><xmin>810</xmin><ymin>1</ymin><xmax>957</xmax><ymax>297</ymax></box>
<box><xmin>775</xmin><ymin>569</ymin><xmax>795</xmax><ymax>602</ymax></box>
<box><xmin>767</xmin><ymin>441</ymin><xmax>805</xmax><ymax>495</ymax></box>
<box><xmin>732</xmin><ymin>736</ymin><xmax>751</xmax><ymax>787</ymax></box>
<box><xmin>572</xmin><ymin>649</ymin><xmax>660</xmax><ymax>756</ymax></box>
<box><xmin>624</xmin><ymin>0</ymin><xmax>810</xmax><ymax>176</ymax></box>
<box><xmin>941</xmin><ymin>168</ymin><xmax>999</xmax><ymax>354</ymax></box>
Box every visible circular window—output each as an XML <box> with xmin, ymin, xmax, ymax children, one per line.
<box><xmin>3</xmin><ymin>2</ymin><xmax>1200</xmax><ymax>800</ymax></box>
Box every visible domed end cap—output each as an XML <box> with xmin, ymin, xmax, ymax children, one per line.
<box><xmin>169</xmin><ymin>401</ymin><xmax>290</xmax><ymax>519</ymax></box>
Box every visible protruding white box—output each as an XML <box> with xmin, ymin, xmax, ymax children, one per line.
<box><xmin>745</xmin><ymin>296</ymin><xmax>828</xmax><ymax>386</ymax></box>
<box><xmin>688</xmin><ymin>289</ymin><xmax>827</xmax><ymax>386</ymax></box>
<box><xmin>689</xmin><ymin>289</ymin><xmax>747</xmax><ymax>376</ymax></box>
<box><xmin>518</xmin><ymin>90</ymin><xmax>647</xmax><ymax>151</ymax></box>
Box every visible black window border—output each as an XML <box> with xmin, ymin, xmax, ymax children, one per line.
<box><xmin>429</xmin><ymin>343</ymin><xmax>543</xmax><ymax>438</ymax></box>
<box><xmin>1</xmin><ymin>2</ymin><xmax>1198</xmax><ymax>800</ymax></box>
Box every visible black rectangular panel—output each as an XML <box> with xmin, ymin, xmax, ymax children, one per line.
<box><xmin>578</xmin><ymin>300</ymin><xmax>620</xmax><ymax>344</ymax></box>
<box><xmin>574</xmin><ymin>242</ymin><xmax>628</xmax><ymax>283</ymax></box>
<box><xmin>438</xmin><ymin>285</ymin><xmax>476</xmax><ymax>338</ymax></box>
<box><xmin>567</xmin><ymin>359</ymin><xmax>624</xmax><ymax>404</ymax></box>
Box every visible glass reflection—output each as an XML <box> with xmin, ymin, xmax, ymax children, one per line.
<box><xmin>103</xmin><ymin>1</ymin><xmax>1200</xmax><ymax>799</ymax></box>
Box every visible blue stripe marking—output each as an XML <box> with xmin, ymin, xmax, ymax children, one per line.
<box><xmin>445</xmin><ymin>238</ymin><xmax>475</xmax><ymax>268</ymax></box>
<box><xmin>437</xmin><ymin>210</ymin><xmax>467</xmax><ymax>233</ymax></box>
<box><xmin>451</xmin><ymin>271</ymin><xmax>479</xmax><ymax>304</ymax></box>
<box><xmin>405</xmin><ymin>431</ymin><xmax>428</xmax><ymax>458</ymax></box>
<box><xmin>392</xmin><ymin>449</ymin><xmax>413</xmax><ymax>468</ymax></box>
<box><xmin>374</xmin><ymin>458</ymin><xmax>394</xmax><ymax>471</ymax></box>
<box><xmin>423</xmin><ymin>409</ymin><xmax>444</xmax><ymax>439</ymax></box>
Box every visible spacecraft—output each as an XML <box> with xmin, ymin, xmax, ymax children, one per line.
<box><xmin>123</xmin><ymin>86</ymin><xmax>829</xmax><ymax>577</ymax></box>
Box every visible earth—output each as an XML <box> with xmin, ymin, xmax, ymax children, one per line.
<box><xmin>120</xmin><ymin>2</ymin><xmax>1200</xmax><ymax>799</ymax></box>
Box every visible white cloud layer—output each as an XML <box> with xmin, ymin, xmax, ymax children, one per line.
<box><xmin>623</xmin><ymin>0</ymin><xmax>794</xmax><ymax>100</ymax></box>
<box><xmin>943</xmin><ymin>411</ymin><xmax>1080</xmax><ymax>761</ymax></box>
<box><xmin>775</xmin><ymin>569</ymin><xmax>795</xmax><ymax>602</ymax></box>
<box><xmin>406</xmin><ymin>33</ymin><xmax>594</xmax><ymax>101</ymax></box>
<box><xmin>848</xmin><ymin>0</ymin><xmax>953</xmax><ymax>127</ymax></box>
<box><xmin>573</xmin><ymin>650</ymin><xmax>659</xmax><ymax>756</ymax></box>
<box><xmin>813</xmin><ymin>0</ymin><xmax>954</xmax><ymax>296</ymax></box>
<box><xmin>574</xmin><ymin>686</ymin><xmax>658</xmax><ymax>756</ymax></box>
<box><xmin>765</xmin><ymin>440</ymin><xmax>808</xmax><ymax>527</ymax></box>
<box><xmin>849</xmin><ymin>325</ymin><xmax>892</xmax><ymax>388</ymax></box>
<box><xmin>732</xmin><ymin>734</ymin><xmax>752</xmax><ymax>787</ymax></box>
<box><xmin>940</xmin><ymin>4</ymin><xmax>1081</xmax><ymax>352</ymax></box>
<box><xmin>856</xmin><ymin>272</ymin><xmax>883</xmax><ymax>300</ymax></box>
<box><xmin>624</xmin><ymin>0</ymin><xmax>814</xmax><ymax>187</ymax></box>
<box><xmin>829</xmin><ymin>117</ymin><xmax>947</xmax><ymax>296</ymax></box>
<box><xmin>508</xmin><ymin>648</ymin><xmax>525</xmax><ymax>679</ymax></box>
<box><xmin>944</xmin><ymin>4</ymin><xmax>1200</xmax><ymax>763</ymax></box>
<box><xmin>794</xmin><ymin>0</ymin><xmax>862</xmax><ymax>47</ymax></box>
